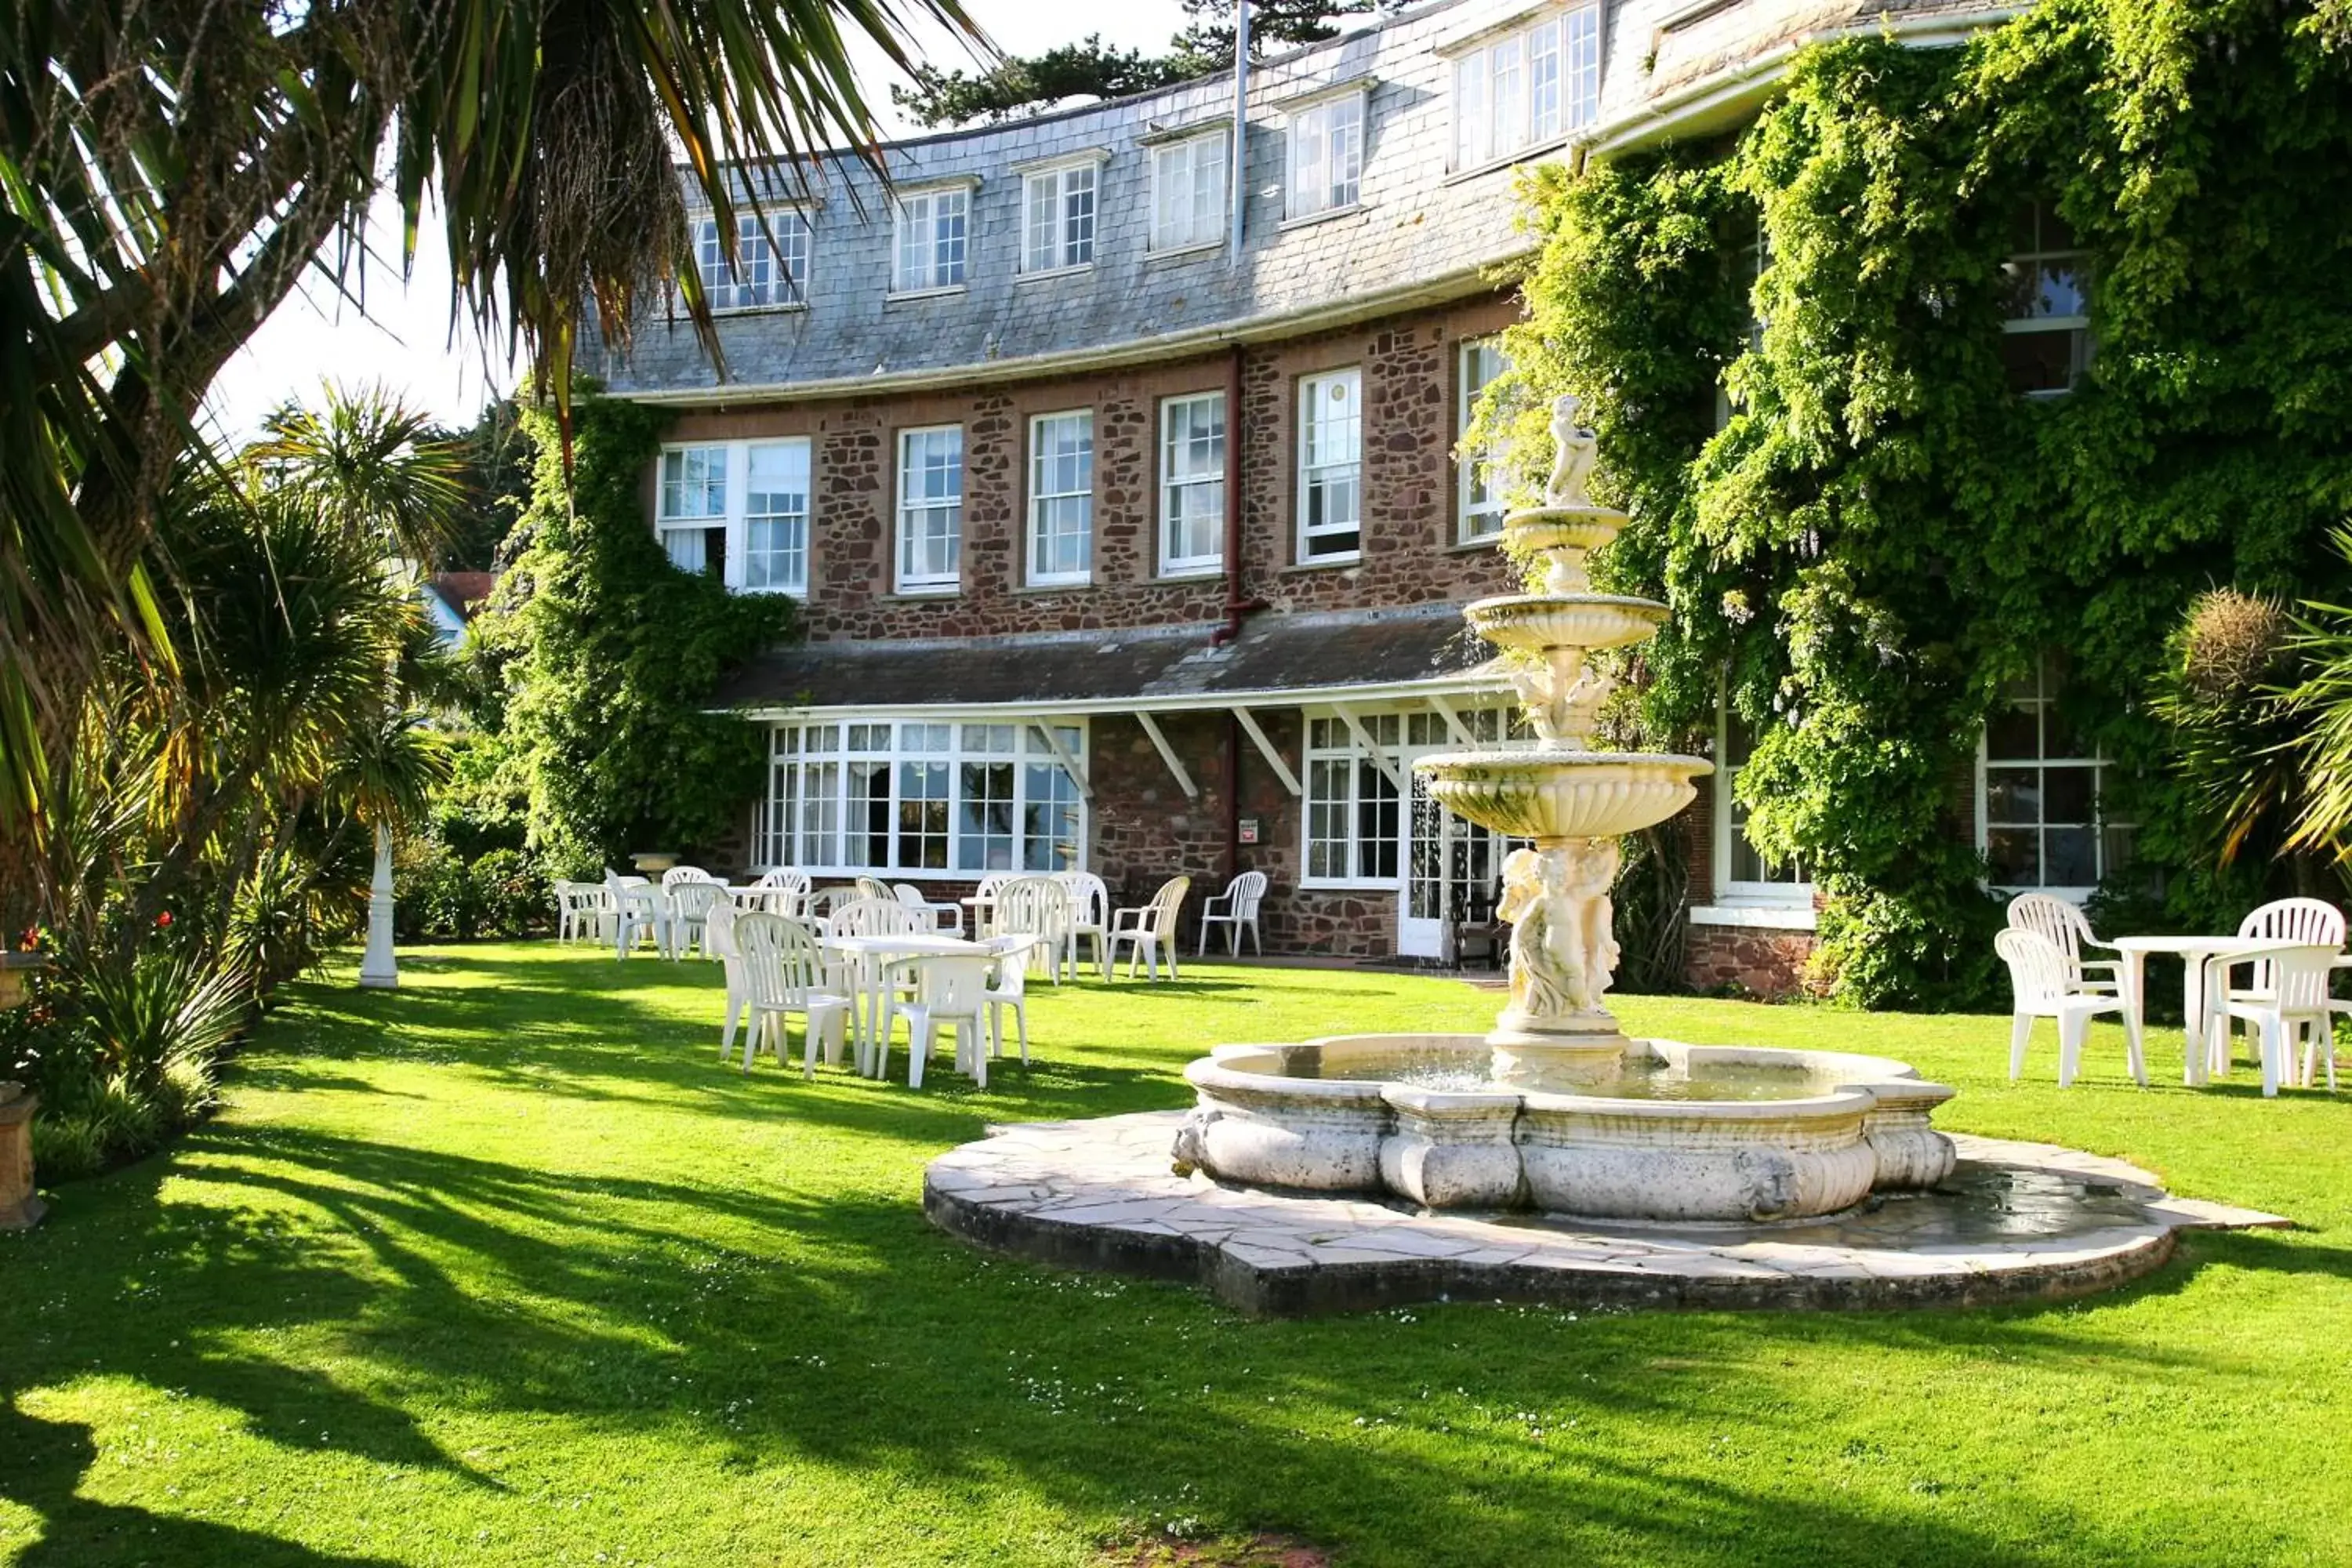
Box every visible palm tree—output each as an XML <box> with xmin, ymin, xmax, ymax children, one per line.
<box><xmin>0</xmin><ymin>0</ymin><xmax>985</xmax><ymax>910</ymax></box>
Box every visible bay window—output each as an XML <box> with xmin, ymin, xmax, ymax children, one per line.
<box><xmin>1304</xmin><ymin>713</ymin><xmax>1402</xmax><ymax>884</ymax></box>
<box><xmin>759</xmin><ymin>720</ymin><xmax>1087</xmax><ymax>874</ymax></box>
<box><xmin>1298</xmin><ymin>368</ymin><xmax>1363</xmax><ymax>561</ymax></box>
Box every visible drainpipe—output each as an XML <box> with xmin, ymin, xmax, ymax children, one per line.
<box><xmin>1229</xmin><ymin>0</ymin><xmax>1249</xmax><ymax>270</ymax></box>
<box><xmin>1211</xmin><ymin>343</ymin><xmax>1264</xmax><ymax>647</ymax></box>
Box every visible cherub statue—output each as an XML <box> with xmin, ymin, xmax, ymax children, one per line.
<box><xmin>1546</xmin><ymin>394</ymin><xmax>1600</xmax><ymax>510</ymax></box>
<box><xmin>1563</xmin><ymin>837</ymin><xmax>1623</xmax><ymax>1007</ymax></box>
<box><xmin>1497</xmin><ymin>848</ymin><xmax>1576</xmax><ymax>1022</ymax></box>
<box><xmin>1508</xmin><ymin>655</ymin><xmax>1613</xmax><ymax>748</ymax></box>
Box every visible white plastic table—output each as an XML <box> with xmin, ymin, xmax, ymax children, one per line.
<box><xmin>822</xmin><ymin>933</ymin><xmax>989</xmax><ymax>1076</ymax></box>
<box><xmin>2110</xmin><ymin>935</ymin><xmax>2282</xmax><ymax>1085</ymax></box>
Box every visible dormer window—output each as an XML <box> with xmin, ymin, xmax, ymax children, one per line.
<box><xmin>893</xmin><ymin>185</ymin><xmax>970</xmax><ymax>293</ymax></box>
<box><xmin>1022</xmin><ymin>159</ymin><xmax>1099</xmax><ymax>274</ymax></box>
<box><xmin>1452</xmin><ymin>5</ymin><xmax>1600</xmax><ymax>171</ymax></box>
<box><xmin>688</xmin><ymin>209</ymin><xmax>809</xmax><ymax>311</ymax></box>
<box><xmin>1286</xmin><ymin>92</ymin><xmax>1364</xmax><ymax>220</ymax></box>
<box><xmin>1151</xmin><ymin>130</ymin><xmax>1229</xmax><ymax>253</ymax></box>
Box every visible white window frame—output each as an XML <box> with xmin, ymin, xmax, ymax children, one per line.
<box><xmin>2001</xmin><ymin>203</ymin><xmax>2092</xmax><ymax>397</ymax></box>
<box><xmin>684</xmin><ymin>207</ymin><xmax>811</xmax><ymax>313</ymax></box>
<box><xmin>1021</xmin><ymin>158</ymin><xmax>1101</xmax><ymax>275</ymax></box>
<box><xmin>742</xmin><ymin>441</ymin><xmax>812</xmax><ymax>595</ymax></box>
<box><xmin>1711</xmin><ymin>699</ymin><xmax>1811</xmax><ymax>908</ymax></box>
<box><xmin>1976</xmin><ymin>657</ymin><xmax>2129</xmax><ymax>902</ymax></box>
<box><xmin>1026</xmin><ymin>409</ymin><xmax>1094</xmax><ymax>587</ymax></box>
<box><xmin>1159</xmin><ymin>390</ymin><xmax>1226</xmax><ymax>577</ymax></box>
<box><xmin>1449</xmin><ymin>6</ymin><xmax>1599</xmax><ymax>172</ymax></box>
<box><xmin>1150</xmin><ymin>129</ymin><xmax>1229</xmax><ymax>254</ymax></box>
<box><xmin>757</xmin><ymin>717</ymin><xmax>1089</xmax><ymax>877</ymax></box>
<box><xmin>1285</xmin><ymin>90</ymin><xmax>1366</xmax><ymax>221</ymax></box>
<box><xmin>895</xmin><ymin>425</ymin><xmax>964</xmax><ymax>594</ymax></box>
<box><xmin>1297</xmin><ymin>368</ymin><xmax>1363</xmax><ymax>563</ymax></box>
<box><xmin>1457</xmin><ymin>339</ymin><xmax>1511</xmax><ymax>543</ymax></box>
<box><xmin>1301</xmin><ymin>710</ymin><xmax>1403</xmax><ymax>889</ymax></box>
<box><xmin>654</xmin><ymin>440</ymin><xmax>813</xmax><ymax>595</ymax></box>
<box><xmin>891</xmin><ymin>183</ymin><xmax>971</xmax><ymax>295</ymax></box>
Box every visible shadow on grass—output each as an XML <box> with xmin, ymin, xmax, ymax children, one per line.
<box><xmin>6</xmin><ymin>946</ymin><xmax>2347</xmax><ymax>1566</ymax></box>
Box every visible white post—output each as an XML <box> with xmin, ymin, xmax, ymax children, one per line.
<box><xmin>358</xmin><ymin>821</ymin><xmax>398</xmax><ymax>989</ymax></box>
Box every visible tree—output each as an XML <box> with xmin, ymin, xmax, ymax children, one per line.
<box><xmin>893</xmin><ymin>1</ymin><xmax>1399</xmax><ymax>128</ymax></box>
<box><xmin>0</xmin><ymin>0</ymin><xmax>979</xmax><ymax>907</ymax></box>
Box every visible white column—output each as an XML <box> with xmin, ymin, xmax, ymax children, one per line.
<box><xmin>358</xmin><ymin>821</ymin><xmax>398</xmax><ymax>989</ymax></box>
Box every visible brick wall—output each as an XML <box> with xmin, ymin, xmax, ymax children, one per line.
<box><xmin>661</xmin><ymin>292</ymin><xmax>1521</xmax><ymax>644</ymax></box>
<box><xmin>1686</xmin><ymin>924</ymin><xmax>1817</xmax><ymax>998</ymax></box>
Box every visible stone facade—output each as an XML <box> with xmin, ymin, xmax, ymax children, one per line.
<box><xmin>656</xmin><ymin>292</ymin><xmax>1520</xmax><ymax>644</ymax></box>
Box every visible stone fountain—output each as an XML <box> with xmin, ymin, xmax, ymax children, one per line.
<box><xmin>1170</xmin><ymin>397</ymin><xmax>1960</xmax><ymax>1223</ymax></box>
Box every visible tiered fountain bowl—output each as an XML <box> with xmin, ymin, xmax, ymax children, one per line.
<box><xmin>1172</xmin><ymin>398</ymin><xmax>1958</xmax><ymax>1224</ymax></box>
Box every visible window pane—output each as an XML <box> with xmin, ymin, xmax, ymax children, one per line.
<box><xmin>744</xmin><ymin>440</ymin><xmax>809</xmax><ymax>593</ymax></box>
<box><xmin>1986</xmin><ymin>767</ymin><xmax>2042</xmax><ymax>823</ymax></box>
<box><xmin>1987</xmin><ymin>827</ymin><xmax>2039</xmax><ymax>885</ymax></box>
<box><xmin>2045</xmin><ymin>826</ymin><xmax>2098</xmax><ymax>887</ymax></box>
<box><xmin>1986</xmin><ymin>706</ymin><xmax>2039</xmax><ymax>760</ymax></box>
<box><xmin>2042</xmin><ymin>767</ymin><xmax>2095</xmax><ymax>823</ymax></box>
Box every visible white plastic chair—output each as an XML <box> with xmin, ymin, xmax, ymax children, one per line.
<box><xmin>665</xmin><ymin>880</ymin><xmax>728</xmax><ymax>960</ymax></box>
<box><xmin>1109</xmin><ymin>876</ymin><xmax>1192</xmax><ymax>982</ymax></box>
<box><xmin>2205</xmin><ymin>942</ymin><xmax>2346</xmax><ymax>1097</ymax></box>
<box><xmin>662</xmin><ymin>865</ymin><xmax>716</xmax><ymax>887</ymax></box>
<box><xmin>894</xmin><ymin>882</ymin><xmax>964</xmax><ymax>935</ymax></box>
<box><xmin>971</xmin><ymin>873</ymin><xmax>1014</xmax><ymax>939</ymax></box>
<box><xmin>705</xmin><ymin>900</ymin><xmax>748</xmax><ymax>1058</ymax></box>
<box><xmin>1057</xmin><ymin>872</ymin><xmax>1109</xmax><ymax>975</ymax></box>
<box><xmin>733</xmin><ymin>913</ymin><xmax>850</xmax><ymax>1078</ymax></box>
<box><xmin>749</xmin><ymin>869</ymin><xmax>811</xmax><ymax>917</ymax></box>
<box><xmin>853</xmin><ymin>874</ymin><xmax>893</xmax><ymax>904</ymax></box>
<box><xmin>993</xmin><ymin>876</ymin><xmax>1073</xmax><ymax>984</ymax></box>
<box><xmin>2004</xmin><ymin>893</ymin><xmax>2121</xmax><ymax>995</ymax></box>
<box><xmin>1994</xmin><ymin>928</ymin><xmax>2140</xmax><ymax>1087</ymax></box>
<box><xmin>1198</xmin><ymin>870</ymin><xmax>1269</xmax><ymax>957</ymax></box>
<box><xmin>895</xmin><ymin>954</ymin><xmax>996</xmax><ymax>1089</ymax></box>
<box><xmin>551</xmin><ymin>880</ymin><xmax>587</xmax><ymax>942</ymax></box>
<box><xmin>982</xmin><ymin>935</ymin><xmax>1034</xmax><ymax>1068</ymax></box>
<box><xmin>2207</xmin><ymin>898</ymin><xmax>2347</xmax><ymax>1075</ymax></box>
<box><xmin>829</xmin><ymin>897</ymin><xmax>924</xmax><ymax>938</ymax></box>
<box><xmin>608</xmin><ymin>875</ymin><xmax>666</xmax><ymax>960</ymax></box>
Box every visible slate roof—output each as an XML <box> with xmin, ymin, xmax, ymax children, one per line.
<box><xmin>711</xmin><ymin>604</ymin><xmax>1501</xmax><ymax>713</ymax></box>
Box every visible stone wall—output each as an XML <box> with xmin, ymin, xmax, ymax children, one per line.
<box><xmin>1686</xmin><ymin>924</ymin><xmax>1817</xmax><ymax>998</ymax></box>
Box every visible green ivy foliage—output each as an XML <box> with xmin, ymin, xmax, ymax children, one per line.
<box><xmin>470</xmin><ymin>394</ymin><xmax>797</xmax><ymax>876</ymax></box>
<box><xmin>1481</xmin><ymin>2</ymin><xmax>2352</xmax><ymax>1007</ymax></box>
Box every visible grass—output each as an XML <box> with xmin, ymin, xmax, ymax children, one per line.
<box><xmin>2</xmin><ymin>944</ymin><xmax>2349</xmax><ymax>1567</ymax></box>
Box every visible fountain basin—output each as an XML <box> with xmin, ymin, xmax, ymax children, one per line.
<box><xmin>1174</xmin><ymin>1034</ymin><xmax>1957</xmax><ymax>1222</ymax></box>
<box><xmin>1467</xmin><ymin>593</ymin><xmax>1667</xmax><ymax>654</ymax></box>
<box><xmin>1416</xmin><ymin>749</ymin><xmax>1711</xmax><ymax>840</ymax></box>
<box><xmin>1503</xmin><ymin>507</ymin><xmax>1625</xmax><ymax>558</ymax></box>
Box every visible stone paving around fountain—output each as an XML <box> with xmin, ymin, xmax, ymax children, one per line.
<box><xmin>925</xmin><ymin>1111</ymin><xmax>2290</xmax><ymax>1318</ymax></box>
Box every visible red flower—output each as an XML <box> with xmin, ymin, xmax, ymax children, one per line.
<box><xmin>156</xmin><ymin>911</ymin><xmax>173</xmax><ymax>928</ymax></box>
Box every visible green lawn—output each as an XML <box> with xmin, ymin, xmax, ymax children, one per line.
<box><xmin>3</xmin><ymin>945</ymin><xmax>2348</xmax><ymax>1568</ymax></box>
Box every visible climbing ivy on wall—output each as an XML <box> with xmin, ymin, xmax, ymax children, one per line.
<box><xmin>1478</xmin><ymin>0</ymin><xmax>2352</xmax><ymax>1007</ymax></box>
<box><xmin>469</xmin><ymin>393</ymin><xmax>797</xmax><ymax>876</ymax></box>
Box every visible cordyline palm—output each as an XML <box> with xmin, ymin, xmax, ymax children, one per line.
<box><xmin>0</xmin><ymin>0</ymin><xmax>984</xmax><ymax>898</ymax></box>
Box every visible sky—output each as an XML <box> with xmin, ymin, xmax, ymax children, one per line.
<box><xmin>201</xmin><ymin>1</ymin><xmax>1195</xmax><ymax>440</ymax></box>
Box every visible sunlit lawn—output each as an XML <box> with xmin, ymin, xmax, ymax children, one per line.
<box><xmin>2</xmin><ymin>943</ymin><xmax>2348</xmax><ymax>1566</ymax></box>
